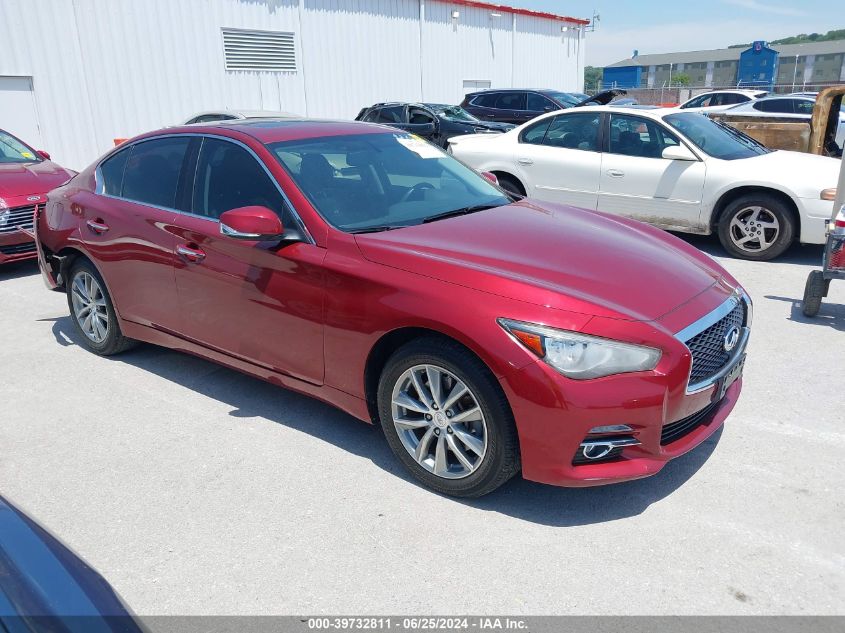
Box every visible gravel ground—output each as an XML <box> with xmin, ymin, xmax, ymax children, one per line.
<box><xmin>1</xmin><ymin>235</ymin><xmax>843</xmax><ymax>616</ymax></box>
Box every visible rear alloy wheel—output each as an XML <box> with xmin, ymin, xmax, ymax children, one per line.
<box><xmin>378</xmin><ymin>338</ymin><xmax>519</xmax><ymax>497</ymax></box>
<box><xmin>67</xmin><ymin>260</ymin><xmax>135</xmax><ymax>356</ymax></box>
<box><xmin>717</xmin><ymin>194</ymin><xmax>795</xmax><ymax>260</ymax></box>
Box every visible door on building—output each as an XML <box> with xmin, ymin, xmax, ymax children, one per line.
<box><xmin>0</xmin><ymin>77</ymin><xmax>43</xmax><ymax>148</ymax></box>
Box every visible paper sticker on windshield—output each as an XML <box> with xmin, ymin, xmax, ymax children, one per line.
<box><xmin>396</xmin><ymin>135</ymin><xmax>444</xmax><ymax>159</ymax></box>
<box><xmin>21</xmin><ymin>151</ymin><xmax>35</xmax><ymax>159</ymax></box>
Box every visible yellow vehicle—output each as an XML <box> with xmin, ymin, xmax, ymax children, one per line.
<box><xmin>710</xmin><ymin>86</ymin><xmax>844</xmax><ymax>157</ymax></box>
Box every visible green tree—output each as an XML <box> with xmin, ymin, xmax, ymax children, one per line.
<box><xmin>584</xmin><ymin>66</ymin><xmax>603</xmax><ymax>92</ymax></box>
<box><xmin>672</xmin><ymin>73</ymin><xmax>692</xmax><ymax>87</ymax></box>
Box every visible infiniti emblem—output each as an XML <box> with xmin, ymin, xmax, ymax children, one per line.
<box><xmin>723</xmin><ymin>325</ymin><xmax>740</xmax><ymax>352</ymax></box>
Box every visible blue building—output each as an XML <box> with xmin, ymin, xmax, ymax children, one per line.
<box><xmin>602</xmin><ymin>40</ymin><xmax>845</xmax><ymax>90</ymax></box>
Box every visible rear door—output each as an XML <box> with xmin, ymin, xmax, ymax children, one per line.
<box><xmin>494</xmin><ymin>92</ymin><xmax>528</xmax><ymax>124</ymax></box>
<box><xmin>598</xmin><ymin>113</ymin><xmax>706</xmax><ymax>230</ymax></box>
<box><xmin>170</xmin><ymin>135</ymin><xmax>326</xmax><ymax>384</ymax></box>
<box><xmin>511</xmin><ymin>112</ymin><xmax>602</xmax><ymax>209</ymax></box>
<box><xmin>78</xmin><ymin>136</ymin><xmax>187</xmax><ymax>331</ymax></box>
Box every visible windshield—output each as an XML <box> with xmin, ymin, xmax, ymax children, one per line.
<box><xmin>270</xmin><ymin>133</ymin><xmax>510</xmax><ymax>232</ymax></box>
<box><xmin>0</xmin><ymin>130</ymin><xmax>41</xmax><ymax>164</ymax></box>
<box><xmin>664</xmin><ymin>112</ymin><xmax>771</xmax><ymax>160</ymax></box>
<box><xmin>428</xmin><ymin>105</ymin><xmax>479</xmax><ymax>122</ymax></box>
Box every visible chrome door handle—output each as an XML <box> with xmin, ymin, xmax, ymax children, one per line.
<box><xmin>86</xmin><ymin>219</ymin><xmax>109</xmax><ymax>234</ymax></box>
<box><xmin>517</xmin><ymin>157</ymin><xmax>534</xmax><ymax>165</ymax></box>
<box><xmin>606</xmin><ymin>169</ymin><xmax>624</xmax><ymax>177</ymax></box>
<box><xmin>177</xmin><ymin>244</ymin><xmax>206</xmax><ymax>263</ymax></box>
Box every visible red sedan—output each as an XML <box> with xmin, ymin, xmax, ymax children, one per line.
<box><xmin>1</xmin><ymin>129</ymin><xmax>75</xmax><ymax>265</ymax></box>
<box><xmin>36</xmin><ymin>120</ymin><xmax>750</xmax><ymax>497</ymax></box>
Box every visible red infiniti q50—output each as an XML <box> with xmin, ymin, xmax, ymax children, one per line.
<box><xmin>36</xmin><ymin>120</ymin><xmax>750</xmax><ymax>497</ymax></box>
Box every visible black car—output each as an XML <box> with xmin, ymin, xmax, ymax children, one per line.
<box><xmin>460</xmin><ymin>88</ymin><xmax>625</xmax><ymax>124</ymax></box>
<box><xmin>354</xmin><ymin>102</ymin><xmax>514</xmax><ymax>148</ymax></box>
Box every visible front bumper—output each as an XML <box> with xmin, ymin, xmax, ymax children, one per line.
<box><xmin>0</xmin><ymin>229</ymin><xmax>37</xmax><ymax>264</ymax></box>
<box><xmin>500</xmin><ymin>287</ymin><xmax>748</xmax><ymax>487</ymax></box>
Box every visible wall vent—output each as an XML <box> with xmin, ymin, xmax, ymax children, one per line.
<box><xmin>222</xmin><ymin>28</ymin><xmax>296</xmax><ymax>72</ymax></box>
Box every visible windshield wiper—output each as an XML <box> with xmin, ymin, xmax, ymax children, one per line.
<box><xmin>422</xmin><ymin>204</ymin><xmax>498</xmax><ymax>224</ymax></box>
<box><xmin>347</xmin><ymin>225</ymin><xmax>400</xmax><ymax>234</ymax></box>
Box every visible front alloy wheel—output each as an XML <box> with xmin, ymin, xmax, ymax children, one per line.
<box><xmin>378</xmin><ymin>338</ymin><xmax>520</xmax><ymax>497</ymax></box>
<box><xmin>727</xmin><ymin>206</ymin><xmax>780</xmax><ymax>255</ymax></box>
<box><xmin>391</xmin><ymin>364</ymin><xmax>488</xmax><ymax>479</ymax></box>
<box><xmin>717</xmin><ymin>193</ymin><xmax>795</xmax><ymax>260</ymax></box>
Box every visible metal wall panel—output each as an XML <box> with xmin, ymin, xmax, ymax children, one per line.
<box><xmin>0</xmin><ymin>0</ymin><xmax>585</xmax><ymax>170</ymax></box>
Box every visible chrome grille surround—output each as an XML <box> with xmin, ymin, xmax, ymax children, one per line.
<box><xmin>675</xmin><ymin>289</ymin><xmax>752</xmax><ymax>394</ymax></box>
<box><xmin>0</xmin><ymin>205</ymin><xmax>36</xmax><ymax>234</ymax></box>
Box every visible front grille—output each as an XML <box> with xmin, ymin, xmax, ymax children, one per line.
<box><xmin>684</xmin><ymin>301</ymin><xmax>745</xmax><ymax>385</ymax></box>
<box><xmin>0</xmin><ymin>205</ymin><xmax>36</xmax><ymax>234</ymax></box>
<box><xmin>661</xmin><ymin>399</ymin><xmax>719</xmax><ymax>445</ymax></box>
<box><xmin>0</xmin><ymin>242</ymin><xmax>36</xmax><ymax>256</ymax></box>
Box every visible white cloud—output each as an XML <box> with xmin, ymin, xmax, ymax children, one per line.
<box><xmin>721</xmin><ymin>0</ymin><xmax>807</xmax><ymax>17</ymax></box>
<box><xmin>585</xmin><ymin>18</ymin><xmax>826</xmax><ymax>66</ymax></box>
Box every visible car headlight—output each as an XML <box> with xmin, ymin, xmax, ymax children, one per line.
<box><xmin>498</xmin><ymin>318</ymin><xmax>661</xmax><ymax>380</ymax></box>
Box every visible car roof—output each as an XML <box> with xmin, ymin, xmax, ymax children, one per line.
<box><xmin>166</xmin><ymin>119</ymin><xmax>397</xmax><ymax>144</ymax></box>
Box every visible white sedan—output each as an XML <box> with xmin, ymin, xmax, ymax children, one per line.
<box><xmin>448</xmin><ymin>106</ymin><xmax>840</xmax><ymax>260</ymax></box>
<box><xmin>675</xmin><ymin>89</ymin><xmax>769</xmax><ymax>112</ymax></box>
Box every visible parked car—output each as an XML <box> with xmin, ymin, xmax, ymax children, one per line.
<box><xmin>460</xmin><ymin>88</ymin><xmax>624</xmax><ymax>124</ymax></box>
<box><xmin>719</xmin><ymin>94</ymin><xmax>845</xmax><ymax>148</ymax></box>
<box><xmin>182</xmin><ymin>109</ymin><xmax>298</xmax><ymax>124</ymax></box>
<box><xmin>448</xmin><ymin>106</ymin><xmax>840</xmax><ymax>260</ymax></box>
<box><xmin>0</xmin><ymin>129</ymin><xmax>75</xmax><ymax>265</ymax></box>
<box><xmin>38</xmin><ymin>119</ymin><xmax>749</xmax><ymax>497</ymax></box>
<box><xmin>676</xmin><ymin>89</ymin><xmax>769</xmax><ymax>112</ymax></box>
<box><xmin>0</xmin><ymin>495</ymin><xmax>146</xmax><ymax>630</ymax></box>
<box><xmin>354</xmin><ymin>102</ymin><xmax>514</xmax><ymax>148</ymax></box>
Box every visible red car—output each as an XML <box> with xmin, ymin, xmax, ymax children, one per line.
<box><xmin>36</xmin><ymin>120</ymin><xmax>750</xmax><ymax>497</ymax></box>
<box><xmin>1</xmin><ymin>129</ymin><xmax>75</xmax><ymax>265</ymax></box>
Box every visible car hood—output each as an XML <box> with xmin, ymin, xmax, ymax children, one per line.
<box><xmin>355</xmin><ymin>201</ymin><xmax>724</xmax><ymax>322</ymax></box>
<box><xmin>0</xmin><ymin>161</ymin><xmax>75</xmax><ymax>201</ymax></box>
<box><xmin>722</xmin><ymin>150</ymin><xmax>841</xmax><ymax>197</ymax></box>
<box><xmin>449</xmin><ymin>119</ymin><xmax>514</xmax><ymax>132</ymax></box>
<box><xmin>574</xmin><ymin>89</ymin><xmax>627</xmax><ymax>107</ymax></box>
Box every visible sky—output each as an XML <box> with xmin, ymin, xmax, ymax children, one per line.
<box><xmin>518</xmin><ymin>0</ymin><xmax>839</xmax><ymax>66</ymax></box>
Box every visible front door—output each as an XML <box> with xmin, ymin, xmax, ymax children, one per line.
<box><xmin>511</xmin><ymin>112</ymin><xmax>603</xmax><ymax>210</ymax></box>
<box><xmin>598</xmin><ymin>114</ymin><xmax>706</xmax><ymax>231</ymax></box>
<box><xmin>171</xmin><ymin>136</ymin><xmax>326</xmax><ymax>384</ymax></box>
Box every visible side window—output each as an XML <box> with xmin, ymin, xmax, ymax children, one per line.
<box><xmin>190</xmin><ymin>114</ymin><xmax>236</xmax><ymax>124</ymax></box>
<box><xmin>409</xmin><ymin>108</ymin><xmax>436</xmax><ymax>124</ymax></box>
<box><xmin>609</xmin><ymin>114</ymin><xmax>681</xmax><ymax>158</ymax></box>
<box><xmin>122</xmin><ymin>137</ymin><xmax>190</xmax><ymax>208</ymax></box>
<box><xmin>495</xmin><ymin>92</ymin><xmax>526</xmax><ymax>111</ymax></box>
<box><xmin>542</xmin><ymin>113</ymin><xmax>601</xmax><ymax>151</ymax></box>
<box><xmin>98</xmin><ymin>148</ymin><xmax>130</xmax><ymax>196</ymax></box>
<box><xmin>682</xmin><ymin>95</ymin><xmax>707</xmax><ymax>109</ymax></box>
<box><xmin>472</xmin><ymin>93</ymin><xmax>498</xmax><ymax>107</ymax></box>
<box><xmin>374</xmin><ymin>106</ymin><xmax>405</xmax><ymax>124</ymax></box>
<box><xmin>754</xmin><ymin>99</ymin><xmax>793</xmax><ymax>113</ymax></box>
<box><xmin>192</xmin><ymin>138</ymin><xmax>291</xmax><ymax>222</ymax></box>
<box><xmin>362</xmin><ymin>108</ymin><xmax>382</xmax><ymax>123</ymax></box>
<box><xmin>526</xmin><ymin>93</ymin><xmax>552</xmax><ymax>112</ymax></box>
<box><xmin>519</xmin><ymin>118</ymin><xmax>553</xmax><ymax>145</ymax></box>
<box><xmin>794</xmin><ymin>100</ymin><xmax>814</xmax><ymax>115</ymax></box>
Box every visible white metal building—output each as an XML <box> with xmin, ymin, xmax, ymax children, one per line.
<box><xmin>1</xmin><ymin>0</ymin><xmax>587</xmax><ymax>170</ymax></box>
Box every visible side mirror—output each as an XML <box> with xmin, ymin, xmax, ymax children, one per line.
<box><xmin>37</xmin><ymin>150</ymin><xmax>51</xmax><ymax>160</ymax></box>
<box><xmin>219</xmin><ymin>206</ymin><xmax>285</xmax><ymax>240</ymax></box>
<box><xmin>662</xmin><ymin>145</ymin><xmax>698</xmax><ymax>161</ymax></box>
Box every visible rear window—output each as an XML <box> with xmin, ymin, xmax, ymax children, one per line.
<box><xmin>98</xmin><ymin>148</ymin><xmax>131</xmax><ymax>196</ymax></box>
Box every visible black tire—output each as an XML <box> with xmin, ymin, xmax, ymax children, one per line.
<box><xmin>66</xmin><ymin>258</ymin><xmax>136</xmax><ymax>356</ymax></box>
<box><xmin>717</xmin><ymin>193</ymin><xmax>796</xmax><ymax>261</ymax></box>
<box><xmin>495</xmin><ymin>174</ymin><xmax>526</xmax><ymax>199</ymax></box>
<box><xmin>377</xmin><ymin>337</ymin><xmax>520</xmax><ymax>498</ymax></box>
<box><xmin>802</xmin><ymin>270</ymin><xmax>825</xmax><ymax>317</ymax></box>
